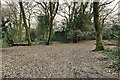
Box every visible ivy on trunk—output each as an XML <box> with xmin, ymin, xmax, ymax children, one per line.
<box><xmin>93</xmin><ymin>1</ymin><xmax>104</xmax><ymax>51</ymax></box>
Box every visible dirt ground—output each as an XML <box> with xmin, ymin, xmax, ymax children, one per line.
<box><xmin>1</xmin><ymin>41</ymin><xmax>120</xmax><ymax>78</ymax></box>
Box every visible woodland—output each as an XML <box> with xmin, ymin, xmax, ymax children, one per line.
<box><xmin>0</xmin><ymin>0</ymin><xmax>120</xmax><ymax>78</ymax></box>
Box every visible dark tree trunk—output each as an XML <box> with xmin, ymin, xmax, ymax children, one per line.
<box><xmin>118</xmin><ymin>25</ymin><xmax>120</xmax><ymax>52</ymax></box>
<box><xmin>93</xmin><ymin>1</ymin><xmax>104</xmax><ymax>51</ymax></box>
<box><xmin>118</xmin><ymin>4</ymin><xmax>120</xmax><ymax>51</ymax></box>
<box><xmin>73</xmin><ymin>32</ymin><xmax>78</xmax><ymax>43</ymax></box>
<box><xmin>46</xmin><ymin>17</ymin><xmax>53</xmax><ymax>45</ymax></box>
<box><xmin>46</xmin><ymin>1</ymin><xmax>59</xmax><ymax>45</ymax></box>
<box><xmin>19</xmin><ymin>9</ymin><xmax>22</xmax><ymax>43</ymax></box>
<box><xmin>19</xmin><ymin>1</ymin><xmax>32</xmax><ymax>46</ymax></box>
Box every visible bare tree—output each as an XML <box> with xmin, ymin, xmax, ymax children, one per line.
<box><xmin>35</xmin><ymin>0</ymin><xmax>59</xmax><ymax>45</ymax></box>
<box><xmin>19</xmin><ymin>6</ymin><xmax>22</xmax><ymax>43</ymax></box>
<box><xmin>19</xmin><ymin>0</ymin><xmax>32</xmax><ymax>46</ymax></box>
<box><xmin>93</xmin><ymin>0</ymin><xmax>119</xmax><ymax>51</ymax></box>
<box><xmin>46</xmin><ymin>1</ymin><xmax>59</xmax><ymax>45</ymax></box>
<box><xmin>5</xmin><ymin>1</ymin><xmax>21</xmax><ymax>43</ymax></box>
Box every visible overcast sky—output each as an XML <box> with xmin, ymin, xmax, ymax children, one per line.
<box><xmin>1</xmin><ymin>0</ymin><xmax>119</xmax><ymax>28</ymax></box>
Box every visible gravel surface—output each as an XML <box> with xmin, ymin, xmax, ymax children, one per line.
<box><xmin>2</xmin><ymin>41</ymin><xmax>120</xmax><ymax>78</ymax></box>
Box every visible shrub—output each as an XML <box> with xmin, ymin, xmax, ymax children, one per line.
<box><xmin>52</xmin><ymin>30</ymin><xmax>96</xmax><ymax>43</ymax></box>
<box><xmin>52</xmin><ymin>31</ymin><xmax>67</xmax><ymax>42</ymax></box>
<box><xmin>30</xmin><ymin>28</ymin><xmax>37</xmax><ymax>42</ymax></box>
<box><xmin>78</xmin><ymin>31</ymin><xmax>96</xmax><ymax>40</ymax></box>
<box><xmin>105</xmin><ymin>48</ymin><xmax>120</xmax><ymax>70</ymax></box>
<box><xmin>2</xmin><ymin>39</ymin><xmax>12</xmax><ymax>48</ymax></box>
<box><xmin>67</xmin><ymin>30</ymin><xmax>96</xmax><ymax>41</ymax></box>
<box><xmin>103</xmin><ymin>28</ymin><xmax>118</xmax><ymax>40</ymax></box>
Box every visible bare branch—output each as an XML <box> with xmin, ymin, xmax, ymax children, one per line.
<box><xmin>99</xmin><ymin>0</ymin><xmax>114</xmax><ymax>7</ymax></box>
<box><xmin>102</xmin><ymin>1</ymin><xmax>120</xmax><ymax>22</ymax></box>
<box><xmin>57</xmin><ymin>13</ymin><xmax>68</xmax><ymax>20</ymax></box>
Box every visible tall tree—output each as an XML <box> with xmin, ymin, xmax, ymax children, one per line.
<box><xmin>118</xmin><ymin>4</ymin><xmax>120</xmax><ymax>51</ymax></box>
<box><xmin>34</xmin><ymin>0</ymin><xmax>59</xmax><ymax>45</ymax></box>
<box><xmin>19</xmin><ymin>0</ymin><xmax>32</xmax><ymax>46</ymax></box>
<box><xmin>46</xmin><ymin>1</ymin><xmax>59</xmax><ymax>45</ymax></box>
<box><xmin>93</xmin><ymin>1</ymin><xmax>104</xmax><ymax>51</ymax></box>
<box><xmin>5</xmin><ymin>1</ymin><xmax>20</xmax><ymax>43</ymax></box>
<box><xmin>1</xmin><ymin>5</ymin><xmax>17</xmax><ymax>45</ymax></box>
<box><xmin>19</xmin><ymin>7</ymin><xmax>22</xmax><ymax>43</ymax></box>
<box><xmin>57</xmin><ymin>1</ymin><xmax>92</xmax><ymax>43</ymax></box>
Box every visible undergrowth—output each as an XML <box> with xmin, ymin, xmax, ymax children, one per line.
<box><xmin>105</xmin><ymin>48</ymin><xmax>120</xmax><ymax>70</ymax></box>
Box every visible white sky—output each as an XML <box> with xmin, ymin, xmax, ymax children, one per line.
<box><xmin>1</xmin><ymin>0</ymin><xmax>119</xmax><ymax>28</ymax></box>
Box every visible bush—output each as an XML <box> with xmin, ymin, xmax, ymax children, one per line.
<box><xmin>52</xmin><ymin>31</ymin><xmax>67</xmax><ymax>42</ymax></box>
<box><xmin>30</xmin><ymin>28</ymin><xmax>37</xmax><ymax>42</ymax></box>
<box><xmin>67</xmin><ymin>30</ymin><xmax>96</xmax><ymax>41</ymax></box>
<box><xmin>78</xmin><ymin>31</ymin><xmax>96</xmax><ymax>40</ymax></box>
<box><xmin>2</xmin><ymin>39</ymin><xmax>12</xmax><ymax>48</ymax></box>
<box><xmin>103</xmin><ymin>28</ymin><xmax>118</xmax><ymax>40</ymax></box>
<box><xmin>103</xmin><ymin>23</ymin><xmax>119</xmax><ymax>40</ymax></box>
<box><xmin>105</xmin><ymin>48</ymin><xmax>120</xmax><ymax>70</ymax></box>
<box><xmin>52</xmin><ymin>30</ymin><xmax>96</xmax><ymax>43</ymax></box>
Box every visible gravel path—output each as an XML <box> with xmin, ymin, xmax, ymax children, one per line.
<box><xmin>2</xmin><ymin>41</ymin><xmax>119</xmax><ymax>78</ymax></box>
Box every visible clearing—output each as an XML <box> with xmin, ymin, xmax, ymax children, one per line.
<box><xmin>2</xmin><ymin>41</ymin><xmax>120</xmax><ymax>78</ymax></box>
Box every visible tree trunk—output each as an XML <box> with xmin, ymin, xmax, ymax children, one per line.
<box><xmin>118</xmin><ymin>28</ymin><xmax>120</xmax><ymax>68</ymax></box>
<box><xmin>73</xmin><ymin>32</ymin><xmax>78</xmax><ymax>43</ymax></box>
<box><xmin>19</xmin><ymin>9</ymin><xmax>22</xmax><ymax>43</ymax></box>
<box><xmin>118</xmin><ymin>25</ymin><xmax>120</xmax><ymax>52</ymax></box>
<box><xmin>0</xmin><ymin>1</ymin><xmax>1</xmax><ymax>22</ymax></box>
<box><xmin>118</xmin><ymin>4</ymin><xmax>120</xmax><ymax>51</ymax></box>
<box><xmin>46</xmin><ymin>17</ymin><xmax>53</xmax><ymax>45</ymax></box>
<box><xmin>46</xmin><ymin>1</ymin><xmax>59</xmax><ymax>45</ymax></box>
<box><xmin>19</xmin><ymin>1</ymin><xmax>32</xmax><ymax>46</ymax></box>
<box><xmin>73</xmin><ymin>11</ymin><xmax>78</xmax><ymax>43</ymax></box>
<box><xmin>93</xmin><ymin>1</ymin><xmax>104</xmax><ymax>51</ymax></box>
<box><xmin>96</xmin><ymin>29</ymin><xmax>104</xmax><ymax>50</ymax></box>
